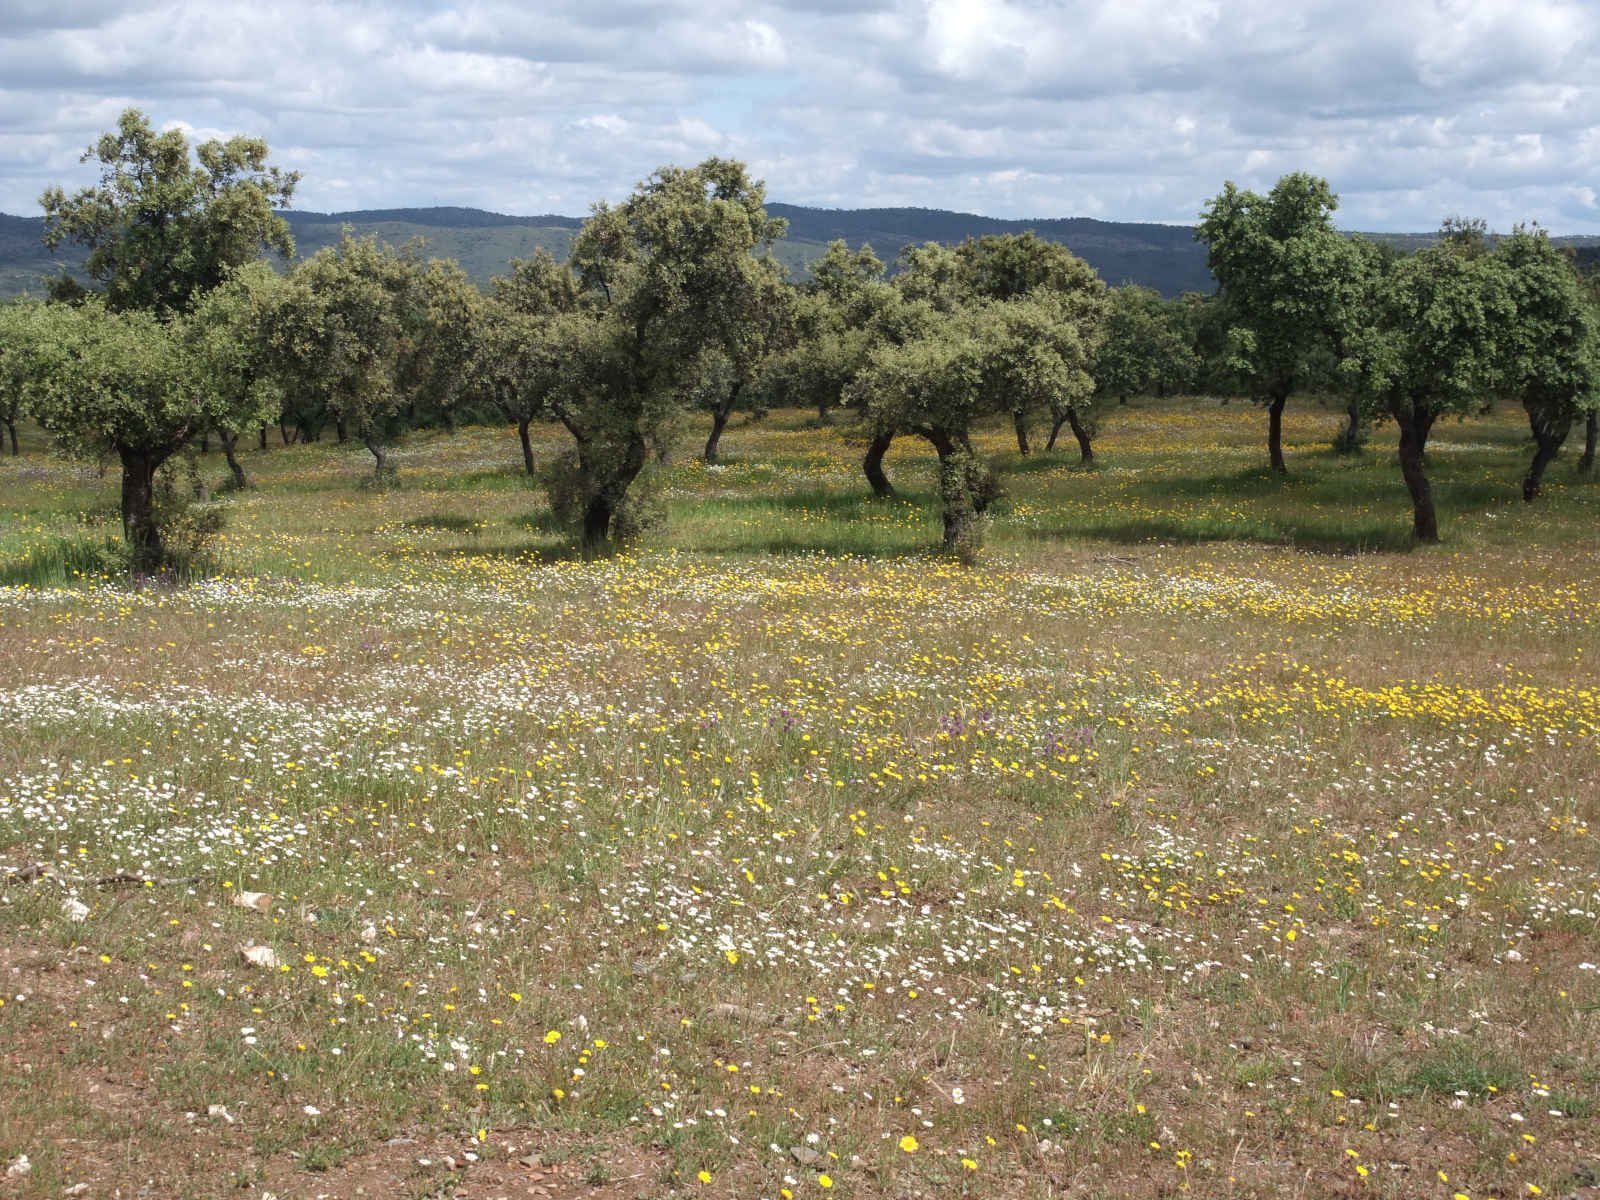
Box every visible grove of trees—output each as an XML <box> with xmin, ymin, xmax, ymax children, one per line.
<box><xmin>2</xmin><ymin>108</ymin><xmax>1597</xmax><ymax>571</ymax></box>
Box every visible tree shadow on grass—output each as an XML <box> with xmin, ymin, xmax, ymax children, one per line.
<box><xmin>378</xmin><ymin>540</ymin><xmax>590</xmax><ymax>567</ymax></box>
<box><xmin>1001</xmin><ymin>451</ymin><xmax>1100</xmax><ymax>476</ymax></box>
<box><xmin>1037</xmin><ymin>518</ymin><xmax>1416</xmax><ymax>554</ymax></box>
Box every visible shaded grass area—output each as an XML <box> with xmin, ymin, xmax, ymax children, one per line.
<box><xmin>3</xmin><ymin>399</ymin><xmax>1596</xmax><ymax>581</ymax></box>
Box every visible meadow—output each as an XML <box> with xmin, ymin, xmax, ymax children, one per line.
<box><xmin>0</xmin><ymin>398</ymin><xmax>1597</xmax><ymax>1200</ymax></box>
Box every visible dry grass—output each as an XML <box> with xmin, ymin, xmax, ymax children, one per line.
<box><xmin>0</xmin><ymin>400</ymin><xmax>1597</xmax><ymax>1199</ymax></box>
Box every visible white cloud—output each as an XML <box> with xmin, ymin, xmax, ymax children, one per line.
<box><xmin>0</xmin><ymin>0</ymin><xmax>1596</xmax><ymax>231</ymax></box>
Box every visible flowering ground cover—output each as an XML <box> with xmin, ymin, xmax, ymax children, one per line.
<box><xmin>1</xmin><ymin>401</ymin><xmax>1597</xmax><ymax>1199</ymax></box>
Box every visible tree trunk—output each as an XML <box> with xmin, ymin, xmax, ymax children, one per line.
<box><xmin>258</xmin><ymin>425</ymin><xmax>268</xmax><ymax>451</ymax></box>
<box><xmin>3</xmin><ymin>418</ymin><xmax>16</xmax><ymax>456</ymax></box>
<box><xmin>1336</xmin><ymin>396</ymin><xmax>1364</xmax><ymax>454</ymax></box>
<box><xmin>1394</xmin><ymin>407</ymin><xmax>1438</xmax><ymax>543</ymax></box>
<box><xmin>863</xmin><ymin>431</ymin><xmax>895</xmax><ymax>498</ymax></box>
<box><xmin>518</xmin><ymin>418</ymin><xmax>536</xmax><ymax>476</ymax></box>
<box><xmin>577</xmin><ymin>432</ymin><xmax>648</xmax><ymax>553</ymax></box>
<box><xmin>1065</xmin><ymin>407</ymin><xmax>1094</xmax><ymax>465</ymax></box>
<box><xmin>1012</xmin><ymin>410</ymin><xmax>1030</xmax><ymax>456</ymax></box>
<box><xmin>1045</xmin><ymin>414</ymin><xmax>1066</xmax><ymax>451</ymax></box>
<box><xmin>704</xmin><ymin>408</ymin><xmax>731</xmax><ymax>464</ymax></box>
<box><xmin>921</xmin><ymin>427</ymin><xmax>980</xmax><ymax>550</ymax></box>
<box><xmin>704</xmin><ymin>383</ymin><xmax>740</xmax><ymax>465</ymax></box>
<box><xmin>118</xmin><ymin>446</ymin><xmax>166</xmax><ymax>572</ymax></box>
<box><xmin>1266</xmin><ymin>387</ymin><xmax>1289</xmax><ymax>474</ymax></box>
<box><xmin>817</xmin><ymin>399</ymin><xmax>833</xmax><ymax>425</ymax></box>
<box><xmin>1522</xmin><ymin>402</ymin><xmax>1572</xmax><ymax>502</ymax></box>
<box><xmin>364</xmin><ymin>434</ymin><xmax>390</xmax><ymax>479</ymax></box>
<box><xmin>581</xmin><ymin>494</ymin><xmax>615</xmax><ymax>549</ymax></box>
<box><xmin>199</xmin><ymin>433</ymin><xmax>210</xmax><ymax>454</ymax></box>
<box><xmin>336</xmin><ymin>416</ymin><xmax>349</xmax><ymax>444</ymax></box>
<box><xmin>1579</xmin><ymin>410</ymin><xmax>1597</xmax><ymax>474</ymax></box>
<box><xmin>219</xmin><ymin>430</ymin><xmax>248</xmax><ymax>490</ymax></box>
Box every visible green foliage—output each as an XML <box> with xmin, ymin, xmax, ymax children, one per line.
<box><xmin>1345</xmin><ymin>230</ymin><xmax>1519</xmax><ymax>540</ymax></box>
<box><xmin>1094</xmin><ymin>285</ymin><xmax>1199</xmax><ymax>402</ymax></box>
<box><xmin>0</xmin><ymin>530</ymin><xmax>128</xmax><ymax>587</ymax></box>
<box><xmin>40</xmin><ymin>108</ymin><xmax>298</xmax><ymax>316</ymax></box>
<box><xmin>1197</xmin><ymin>174</ymin><xmax>1369</xmax><ymax>471</ymax></box>
<box><xmin>148</xmin><ymin>455</ymin><xmax>229</xmax><ymax>578</ymax></box>
<box><xmin>1494</xmin><ymin>230</ymin><xmax>1599</xmax><ymax>420</ymax></box>
<box><xmin>845</xmin><ymin>232</ymin><xmax>1107</xmax><ymax>548</ymax></box>
<box><xmin>20</xmin><ymin>304</ymin><xmax>185</xmax><ymax>456</ymax></box>
<box><xmin>1352</xmin><ymin>243</ymin><xmax>1515</xmax><ymax>425</ymax></box>
<box><xmin>549</xmin><ymin>157</ymin><xmax>788</xmax><ymax>549</ymax></box>
<box><xmin>263</xmin><ymin>234</ymin><xmax>482</xmax><ymax>475</ymax></box>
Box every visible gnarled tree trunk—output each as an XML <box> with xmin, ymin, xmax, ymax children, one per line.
<box><xmin>1065</xmin><ymin>406</ymin><xmax>1094</xmax><ymax>465</ymax></box>
<box><xmin>1579</xmin><ymin>410</ymin><xmax>1597</xmax><ymax>474</ymax></box>
<box><xmin>518</xmin><ymin>418</ymin><xmax>536</xmax><ymax>476</ymax></box>
<box><xmin>919</xmin><ymin>428</ymin><xmax>994</xmax><ymax>552</ymax></box>
<box><xmin>219</xmin><ymin>430</ymin><xmax>248</xmax><ymax>490</ymax></box>
<box><xmin>363</xmin><ymin>433</ymin><xmax>390</xmax><ymax>479</ymax></box>
<box><xmin>1336</xmin><ymin>396</ymin><xmax>1365</xmax><ymax>454</ymax></box>
<box><xmin>1522</xmin><ymin>401</ymin><xmax>1572</xmax><ymax>502</ymax></box>
<box><xmin>703</xmin><ymin>383</ymin><xmax>741</xmax><ymax>465</ymax></box>
<box><xmin>863</xmin><ymin>431</ymin><xmax>895</xmax><ymax>498</ymax></box>
<box><xmin>118</xmin><ymin>445</ymin><xmax>168</xmax><ymax>572</ymax></box>
<box><xmin>3</xmin><ymin>418</ymin><xmax>16</xmax><ymax>456</ymax></box>
<box><xmin>578</xmin><ymin>431</ymin><xmax>648</xmax><ymax>554</ymax></box>
<box><xmin>1045</xmin><ymin>413</ymin><xmax>1066</xmax><ymax>451</ymax></box>
<box><xmin>1266</xmin><ymin>382</ymin><xmax>1290</xmax><ymax>474</ymax></box>
<box><xmin>1012</xmin><ymin>410</ymin><xmax>1030</xmax><ymax>456</ymax></box>
<box><xmin>1394</xmin><ymin>405</ymin><xmax>1438</xmax><ymax>543</ymax></box>
<box><xmin>922</xmin><ymin>428</ymin><xmax>969</xmax><ymax>549</ymax></box>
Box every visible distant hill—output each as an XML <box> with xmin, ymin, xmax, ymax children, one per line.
<box><xmin>3</xmin><ymin>203</ymin><xmax>1218</xmax><ymax>299</ymax></box>
<box><xmin>5</xmin><ymin>203</ymin><xmax>1598</xmax><ymax>302</ymax></box>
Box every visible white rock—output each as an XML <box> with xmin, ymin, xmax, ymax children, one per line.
<box><xmin>62</xmin><ymin>898</ymin><xmax>90</xmax><ymax>923</ymax></box>
<box><xmin>240</xmin><ymin>944</ymin><xmax>279</xmax><ymax>969</ymax></box>
<box><xmin>232</xmin><ymin>890</ymin><xmax>272</xmax><ymax>913</ymax></box>
<box><xmin>5</xmin><ymin>1155</ymin><xmax>31</xmax><ymax>1177</ymax></box>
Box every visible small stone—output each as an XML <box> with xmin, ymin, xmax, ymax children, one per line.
<box><xmin>6</xmin><ymin>1155</ymin><xmax>31</xmax><ymax>1178</ymax></box>
<box><xmin>789</xmin><ymin>1146</ymin><xmax>824</xmax><ymax>1168</ymax></box>
<box><xmin>240</xmin><ymin>944</ymin><xmax>279</xmax><ymax>970</ymax></box>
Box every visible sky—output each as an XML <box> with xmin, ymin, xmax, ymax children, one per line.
<box><xmin>2</xmin><ymin>0</ymin><xmax>1598</xmax><ymax>232</ymax></box>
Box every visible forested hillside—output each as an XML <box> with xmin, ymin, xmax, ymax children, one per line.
<box><xmin>3</xmin><ymin>203</ymin><xmax>1218</xmax><ymax>297</ymax></box>
<box><xmin>10</xmin><ymin>200</ymin><xmax>1598</xmax><ymax>301</ymax></box>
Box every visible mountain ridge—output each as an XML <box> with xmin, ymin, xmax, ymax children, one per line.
<box><xmin>7</xmin><ymin>202</ymin><xmax>1599</xmax><ymax>301</ymax></box>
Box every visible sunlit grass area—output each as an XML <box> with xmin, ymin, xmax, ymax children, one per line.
<box><xmin>1</xmin><ymin>399</ymin><xmax>1596</xmax><ymax>1198</ymax></box>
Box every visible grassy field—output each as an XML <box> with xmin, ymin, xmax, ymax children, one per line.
<box><xmin>1</xmin><ymin>399</ymin><xmax>1597</xmax><ymax>1199</ymax></box>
